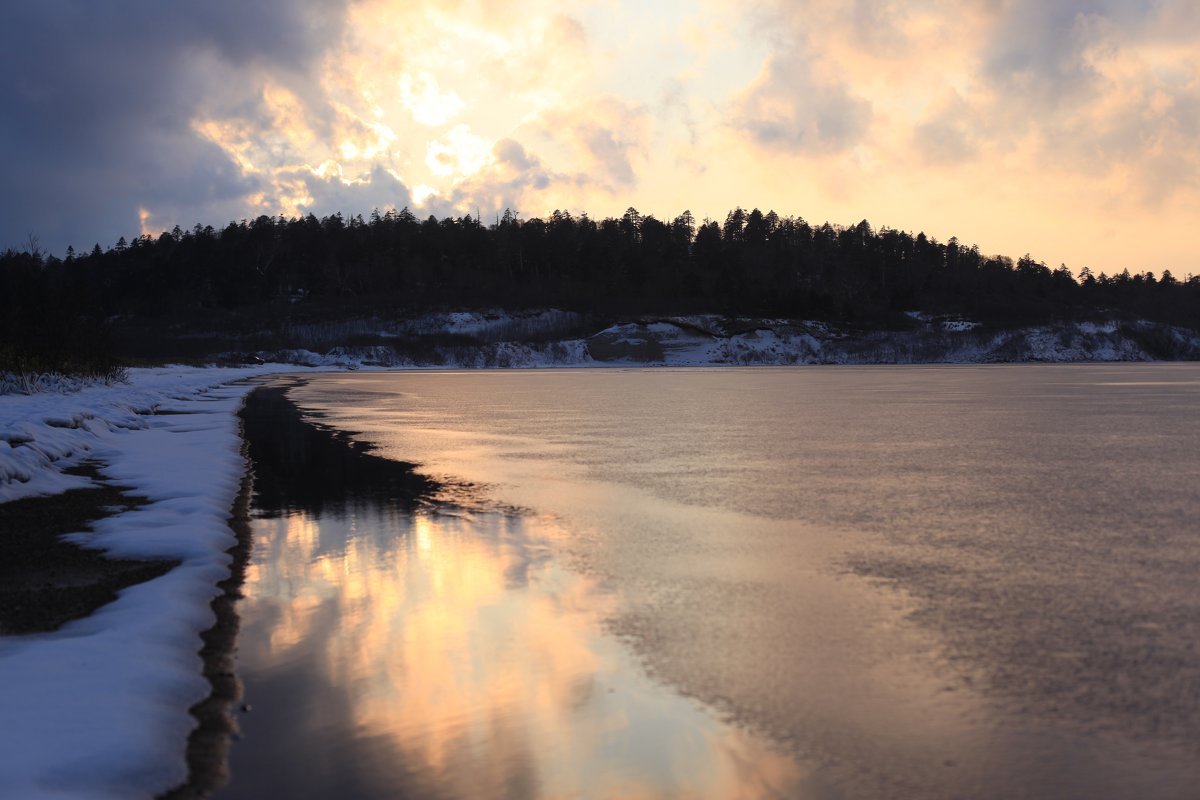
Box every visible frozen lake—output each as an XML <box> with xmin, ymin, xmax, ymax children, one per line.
<box><xmin>217</xmin><ymin>365</ymin><xmax>1200</xmax><ymax>799</ymax></box>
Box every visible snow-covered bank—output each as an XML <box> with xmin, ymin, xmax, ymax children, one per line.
<box><xmin>569</xmin><ymin>315</ymin><xmax>1200</xmax><ymax>365</ymax></box>
<box><xmin>246</xmin><ymin>312</ymin><xmax>1200</xmax><ymax>369</ymax></box>
<box><xmin>0</xmin><ymin>365</ymin><xmax>295</xmax><ymax>799</ymax></box>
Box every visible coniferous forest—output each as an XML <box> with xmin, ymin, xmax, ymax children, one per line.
<box><xmin>2</xmin><ymin>206</ymin><xmax>1198</xmax><ymax>372</ymax></box>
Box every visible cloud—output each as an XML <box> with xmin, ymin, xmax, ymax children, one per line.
<box><xmin>979</xmin><ymin>3</ymin><xmax>1105</xmax><ymax>104</ymax></box>
<box><xmin>291</xmin><ymin>164</ymin><xmax>414</xmax><ymax>219</ymax></box>
<box><xmin>197</xmin><ymin>0</ymin><xmax>599</xmax><ymax>227</ymax></box>
<box><xmin>0</xmin><ymin>0</ymin><xmax>350</xmax><ymax>252</ymax></box>
<box><xmin>399</xmin><ymin>73</ymin><xmax>467</xmax><ymax>127</ymax></box>
<box><xmin>724</xmin><ymin>0</ymin><xmax>901</xmax><ymax>155</ymax></box>
<box><xmin>732</xmin><ymin>52</ymin><xmax>872</xmax><ymax>154</ymax></box>
<box><xmin>912</xmin><ymin>91</ymin><xmax>979</xmax><ymax>165</ymax></box>
<box><xmin>725</xmin><ymin>0</ymin><xmax>1200</xmax><ymax>202</ymax></box>
<box><xmin>426</xmin><ymin>125</ymin><xmax>493</xmax><ymax>179</ymax></box>
<box><xmin>441</xmin><ymin>108</ymin><xmax>655</xmax><ymax>220</ymax></box>
<box><xmin>531</xmin><ymin>96</ymin><xmax>652</xmax><ymax>191</ymax></box>
<box><xmin>480</xmin><ymin>12</ymin><xmax>591</xmax><ymax>95</ymax></box>
<box><xmin>958</xmin><ymin>1</ymin><xmax>1200</xmax><ymax>198</ymax></box>
<box><xmin>443</xmin><ymin>138</ymin><xmax>562</xmax><ymax>215</ymax></box>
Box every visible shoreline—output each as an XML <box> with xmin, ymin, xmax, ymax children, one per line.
<box><xmin>165</xmin><ymin>378</ymin><xmax>443</xmax><ymax>797</ymax></box>
<box><xmin>0</xmin><ymin>430</ymin><xmax>259</xmax><ymax>798</ymax></box>
<box><xmin>0</xmin><ymin>366</ymin><xmax>294</xmax><ymax>799</ymax></box>
<box><xmin>162</xmin><ymin>441</ymin><xmax>256</xmax><ymax>800</ymax></box>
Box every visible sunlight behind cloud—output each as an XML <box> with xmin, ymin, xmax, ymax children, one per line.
<box><xmin>426</xmin><ymin>125</ymin><xmax>494</xmax><ymax>179</ymax></box>
<box><xmin>412</xmin><ymin>184</ymin><xmax>439</xmax><ymax>205</ymax></box>
<box><xmin>399</xmin><ymin>72</ymin><xmax>467</xmax><ymax>127</ymax></box>
<box><xmin>183</xmin><ymin>0</ymin><xmax>607</xmax><ymax>220</ymax></box>
<box><xmin>137</xmin><ymin>207</ymin><xmax>159</xmax><ymax>238</ymax></box>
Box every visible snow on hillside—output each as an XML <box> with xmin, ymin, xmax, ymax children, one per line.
<box><xmin>583</xmin><ymin>316</ymin><xmax>1199</xmax><ymax>366</ymax></box>
<box><xmin>0</xmin><ymin>364</ymin><xmax>295</xmax><ymax>799</ymax></box>
<box><xmin>250</xmin><ymin>312</ymin><xmax>1200</xmax><ymax>369</ymax></box>
<box><xmin>275</xmin><ymin>337</ymin><xmax>593</xmax><ymax>370</ymax></box>
<box><xmin>396</xmin><ymin>308</ymin><xmax>584</xmax><ymax>341</ymax></box>
<box><xmin>159</xmin><ymin>308</ymin><xmax>1200</xmax><ymax>370</ymax></box>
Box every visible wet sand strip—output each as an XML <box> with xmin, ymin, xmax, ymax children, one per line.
<box><xmin>0</xmin><ymin>463</ymin><xmax>176</xmax><ymax>635</ymax></box>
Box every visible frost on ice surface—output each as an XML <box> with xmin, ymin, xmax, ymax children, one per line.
<box><xmin>0</xmin><ymin>364</ymin><xmax>294</xmax><ymax>800</ymax></box>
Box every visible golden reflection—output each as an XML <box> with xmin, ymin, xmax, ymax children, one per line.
<box><xmin>240</xmin><ymin>504</ymin><xmax>805</xmax><ymax>797</ymax></box>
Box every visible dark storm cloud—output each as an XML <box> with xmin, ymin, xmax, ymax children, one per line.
<box><xmin>0</xmin><ymin>0</ymin><xmax>348</xmax><ymax>254</ymax></box>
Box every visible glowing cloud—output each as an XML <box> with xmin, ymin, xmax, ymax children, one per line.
<box><xmin>426</xmin><ymin>125</ymin><xmax>494</xmax><ymax>179</ymax></box>
<box><xmin>399</xmin><ymin>72</ymin><xmax>467</xmax><ymax>126</ymax></box>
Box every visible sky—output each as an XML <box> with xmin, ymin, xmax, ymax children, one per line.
<box><xmin>2</xmin><ymin>0</ymin><xmax>1198</xmax><ymax>276</ymax></box>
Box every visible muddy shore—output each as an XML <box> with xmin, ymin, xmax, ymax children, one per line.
<box><xmin>0</xmin><ymin>463</ymin><xmax>176</xmax><ymax>635</ymax></box>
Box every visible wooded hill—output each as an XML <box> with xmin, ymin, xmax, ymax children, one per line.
<box><xmin>2</xmin><ymin>206</ymin><xmax>1197</xmax><ymax>371</ymax></box>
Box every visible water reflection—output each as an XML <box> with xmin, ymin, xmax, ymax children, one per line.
<box><xmin>276</xmin><ymin>367</ymin><xmax>1200</xmax><ymax>799</ymax></box>
<box><xmin>239</xmin><ymin>381</ymin><xmax>438</xmax><ymax>519</ymax></box>
<box><xmin>219</xmin><ymin>383</ymin><xmax>805</xmax><ymax>799</ymax></box>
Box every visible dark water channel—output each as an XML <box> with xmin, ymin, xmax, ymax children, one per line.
<box><xmin>213</xmin><ymin>366</ymin><xmax>1200</xmax><ymax>799</ymax></box>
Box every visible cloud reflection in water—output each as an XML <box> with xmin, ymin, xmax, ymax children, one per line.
<box><xmin>221</xmin><ymin>386</ymin><xmax>804</xmax><ymax>799</ymax></box>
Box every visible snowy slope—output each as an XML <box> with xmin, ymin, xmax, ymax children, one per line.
<box><xmin>161</xmin><ymin>307</ymin><xmax>1200</xmax><ymax>369</ymax></box>
<box><xmin>579</xmin><ymin>317</ymin><xmax>1200</xmax><ymax>367</ymax></box>
<box><xmin>0</xmin><ymin>365</ymin><xmax>295</xmax><ymax>799</ymax></box>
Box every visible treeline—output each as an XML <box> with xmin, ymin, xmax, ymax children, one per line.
<box><xmin>2</xmin><ymin>206</ymin><xmax>1198</xmax><ymax>369</ymax></box>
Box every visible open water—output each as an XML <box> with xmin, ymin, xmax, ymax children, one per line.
<box><xmin>217</xmin><ymin>365</ymin><xmax>1200</xmax><ymax>799</ymax></box>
